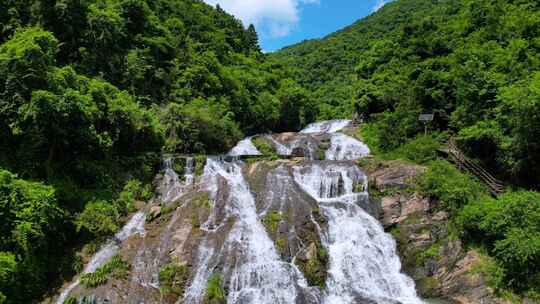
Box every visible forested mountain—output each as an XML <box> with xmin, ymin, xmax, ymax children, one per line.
<box><xmin>272</xmin><ymin>0</ymin><xmax>540</xmax><ymax>187</ymax></box>
<box><xmin>2</xmin><ymin>0</ymin><xmax>540</xmax><ymax>302</ymax></box>
<box><xmin>0</xmin><ymin>0</ymin><xmax>314</xmax><ymax>302</ymax></box>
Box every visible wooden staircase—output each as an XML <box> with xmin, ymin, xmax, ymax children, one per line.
<box><xmin>441</xmin><ymin>139</ymin><xmax>505</xmax><ymax>197</ymax></box>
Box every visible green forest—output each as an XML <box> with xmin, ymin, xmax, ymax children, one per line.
<box><xmin>0</xmin><ymin>0</ymin><xmax>314</xmax><ymax>302</ymax></box>
<box><xmin>273</xmin><ymin>0</ymin><xmax>540</xmax><ymax>299</ymax></box>
<box><xmin>1</xmin><ymin>0</ymin><xmax>540</xmax><ymax>302</ymax></box>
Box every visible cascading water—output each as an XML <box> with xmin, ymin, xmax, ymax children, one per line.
<box><xmin>184</xmin><ymin>156</ymin><xmax>195</xmax><ymax>185</ymax></box>
<box><xmin>160</xmin><ymin>156</ymin><xmax>196</xmax><ymax>203</ymax></box>
<box><xmin>326</xmin><ymin>133</ymin><xmax>370</xmax><ymax>161</ymax></box>
<box><xmin>301</xmin><ymin>119</ymin><xmax>351</xmax><ymax>134</ymax></box>
<box><xmin>184</xmin><ymin>158</ymin><xmax>317</xmax><ymax>304</ymax></box>
<box><xmin>56</xmin><ymin>211</ymin><xmax>146</xmax><ymax>304</ymax></box>
<box><xmin>228</xmin><ymin>137</ymin><xmax>262</xmax><ymax>156</ymax></box>
<box><xmin>266</xmin><ymin>135</ymin><xmax>293</xmax><ymax>155</ymax></box>
<box><xmin>161</xmin><ymin>157</ymin><xmax>182</xmax><ymax>203</ymax></box>
<box><xmin>266</xmin><ymin>134</ymin><xmax>319</xmax><ymax>159</ymax></box>
<box><xmin>293</xmin><ymin>163</ymin><xmax>422</xmax><ymax>304</ymax></box>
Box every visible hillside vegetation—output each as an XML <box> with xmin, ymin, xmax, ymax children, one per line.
<box><xmin>0</xmin><ymin>0</ymin><xmax>314</xmax><ymax>302</ymax></box>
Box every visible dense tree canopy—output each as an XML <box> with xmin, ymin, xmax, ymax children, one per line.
<box><xmin>0</xmin><ymin>169</ymin><xmax>66</xmax><ymax>302</ymax></box>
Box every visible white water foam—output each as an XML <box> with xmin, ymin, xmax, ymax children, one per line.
<box><xmin>265</xmin><ymin>135</ymin><xmax>293</xmax><ymax>155</ymax></box>
<box><xmin>228</xmin><ymin>137</ymin><xmax>262</xmax><ymax>156</ymax></box>
<box><xmin>293</xmin><ymin>164</ymin><xmax>422</xmax><ymax>304</ymax></box>
<box><xmin>161</xmin><ymin>157</ymin><xmax>197</xmax><ymax>203</ymax></box>
<box><xmin>325</xmin><ymin>133</ymin><xmax>370</xmax><ymax>161</ymax></box>
<box><xmin>301</xmin><ymin>119</ymin><xmax>351</xmax><ymax>134</ymax></box>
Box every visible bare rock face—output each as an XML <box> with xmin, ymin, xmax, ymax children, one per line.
<box><xmin>380</xmin><ymin>194</ymin><xmax>430</xmax><ymax>228</ymax></box>
<box><xmin>369</xmin><ymin>161</ymin><xmax>425</xmax><ymax>190</ymax></box>
<box><xmin>381</xmin><ymin>196</ymin><xmax>401</xmax><ymax>227</ymax></box>
<box><xmin>362</xmin><ymin>159</ymin><xmax>509</xmax><ymax>304</ymax></box>
<box><xmin>147</xmin><ymin>204</ymin><xmax>161</xmax><ymax>221</ymax></box>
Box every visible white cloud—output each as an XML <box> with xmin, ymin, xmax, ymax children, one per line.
<box><xmin>203</xmin><ymin>0</ymin><xmax>319</xmax><ymax>38</ymax></box>
<box><xmin>372</xmin><ymin>0</ymin><xmax>391</xmax><ymax>12</ymax></box>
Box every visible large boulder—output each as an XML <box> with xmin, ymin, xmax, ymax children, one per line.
<box><xmin>369</xmin><ymin>161</ymin><xmax>425</xmax><ymax>191</ymax></box>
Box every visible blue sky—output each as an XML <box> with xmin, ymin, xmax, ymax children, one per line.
<box><xmin>203</xmin><ymin>0</ymin><xmax>392</xmax><ymax>52</ymax></box>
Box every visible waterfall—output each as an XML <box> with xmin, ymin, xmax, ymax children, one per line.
<box><xmin>56</xmin><ymin>211</ymin><xmax>146</xmax><ymax>304</ymax></box>
<box><xmin>265</xmin><ymin>135</ymin><xmax>318</xmax><ymax>159</ymax></box>
<box><xmin>266</xmin><ymin>135</ymin><xmax>293</xmax><ymax>155</ymax></box>
<box><xmin>55</xmin><ymin>120</ymin><xmax>423</xmax><ymax>304</ymax></box>
<box><xmin>184</xmin><ymin>157</ymin><xmax>195</xmax><ymax>185</ymax></box>
<box><xmin>293</xmin><ymin>164</ymin><xmax>422</xmax><ymax>304</ymax></box>
<box><xmin>325</xmin><ymin>133</ymin><xmax>370</xmax><ymax>161</ymax></box>
<box><xmin>184</xmin><ymin>158</ymin><xmax>316</xmax><ymax>304</ymax></box>
<box><xmin>160</xmin><ymin>156</ymin><xmax>196</xmax><ymax>203</ymax></box>
<box><xmin>229</xmin><ymin>137</ymin><xmax>262</xmax><ymax>156</ymax></box>
<box><xmin>301</xmin><ymin>119</ymin><xmax>351</xmax><ymax>134</ymax></box>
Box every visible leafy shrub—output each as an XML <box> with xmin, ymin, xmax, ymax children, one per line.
<box><xmin>262</xmin><ymin>211</ymin><xmax>282</xmax><ymax>234</ymax></box>
<box><xmin>115</xmin><ymin>179</ymin><xmax>153</xmax><ymax>213</ymax></box>
<box><xmin>416</xmin><ymin>160</ymin><xmax>486</xmax><ymax>213</ymax></box>
<box><xmin>161</xmin><ymin>100</ymin><xmax>243</xmax><ymax>154</ymax></box>
<box><xmin>63</xmin><ymin>297</ymin><xmax>77</xmax><ymax>304</ymax></box>
<box><xmin>204</xmin><ymin>273</ymin><xmax>225</xmax><ymax>304</ymax></box>
<box><xmin>372</xmin><ymin>104</ymin><xmax>422</xmax><ymax>151</ymax></box>
<box><xmin>75</xmin><ymin>200</ymin><xmax>120</xmax><ymax>236</ymax></box>
<box><xmin>252</xmin><ymin>137</ymin><xmax>276</xmax><ymax>156</ymax></box>
<box><xmin>80</xmin><ymin>255</ymin><xmax>130</xmax><ymax>288</ymax></box>
<box><xmin>457</xmin><ymin>191</ymin><xmax>540</xmax><ymax>294</ymax></box>
<box><xmin>300</xmin><ymin>244</ymin><xmax>329</xmax><ymax>288</ymax></box>
<box><xmin>395</xmin><ymin>135</ymin><xmax>441</xmax><ymax>164</ymax></box>
<box><xmin>359</xmin><ymin>123</ymin><xmax>382</xmax><ymax>155</ymax></box>
<box><xmin>194</xmin><ymin>156</ymin><xmax>207</xmax><ymax>176</ymax></box>
<box><xmin>0</xmin><ymin>169</ymin><xmax>65</xmax><ymax>301</ymax></box>
<box><xmin>0</xmin><ymin>253</ymin><xmax>16</xmax><ymax>287</ymax></box>
<box><xmin>315</xmin><ymin>147</ymin><xmax>326</xmax><ymax>160</ymax></box>
<box><xmin>158</xmin><ymin>263</ymin><xmax>189</xmax><ymax>296</ymax></box>
<box><xmin>418</xmin><ymin>243</ymin><xmax>441</xmax><ymax>264</ymax></box>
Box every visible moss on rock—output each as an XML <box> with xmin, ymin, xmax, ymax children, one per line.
<box><xmin>262</xmin><ymin>210</ymin><xmax>282</xmax><ymax>234</ymax></box>
<box><xmin>203</xmin><ymin>273</ymin><xmax>226</xmax><ymax>304</ymax></box>
<box><xmin>194</xmin><ymin>156</ymin><xmax>207</xmax><ymax>176</ymax></box>
<box><xmin>252</xmin><ymin>137</ymin><xmax>277</xmax><ymax>156</ymax></box>
<box><xmin>80</xmin><ymin>255</ymin><xmax>130</xmax><ymax>288</ymax></box>
<box><xmin>296</xmin><ymin>242</ymin><xmax>329</xmax><ymax>288</ymax></box>
<box><xmin>159</xmin><ymin>262</ymin><xmax>190</xmax><ymax>298</ymax></box>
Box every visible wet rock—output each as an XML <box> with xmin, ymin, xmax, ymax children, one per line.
<box><xmin>409</xmin><ymin>233</ymin><xmax>432</xmax><ymax>246</ymax></box>
<box><xmin>297</xmin><ymin>242</ymin><xmax>317</xmax><ymax>262</ymax></box>
<box><xmin>147</xmin><ymin>205</ymin><xmax>161</xmax><ymax>222</ymax></box>
<box><xmin>292</xmin><ymin>147</ymin><xmax>306</xmax><ymax>157</ymax></box>
<box><xmin>432</xmin><ymin>211</ymin><xmax>449</xmax><ymax>221</ymax></box>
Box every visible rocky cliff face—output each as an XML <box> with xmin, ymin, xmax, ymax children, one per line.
<box><xmin>359</xmin><ymin>159</ymin><xmax>511</xmax><ymax>304</ymax></box>
<box><xmin>51</xmin><ymin>121</ymin><xmax>432</xmax><ymax>304</ymax></box>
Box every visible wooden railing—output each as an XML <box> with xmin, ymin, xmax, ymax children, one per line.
<box><xmin>441</xmin><ymin>139</ymin><xmax>505</xmax><ymax>196</ymax></box>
